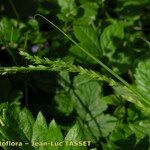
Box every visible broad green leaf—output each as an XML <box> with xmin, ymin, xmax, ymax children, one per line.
<box><xmin>70</xmin><ymin>42</ymin><xmax>100</xmax><ymax>64</ymax></box>
<box><xmin>55</xmin><ymin>91</ymin><xmax>74</xmax><ymax>116</ymax></box>
<box><xmin>48</xmin><ymin>120</ymin><xmax>63</xmax><ymax>150</ymax></box>
<box><xmin>134</xmin><ymin>59</ymin><xmax>150</xmax><ymax>101</ymax></box>
<box><xmin>49</xmin><ymin>120</ymin><xmax>63</xmax><ymax>141</ymax></box>
<box><xmin>70</xmin><ymin>21</ymin><xmax>101</xmax><ymax>64</ymax></box>
<box><xmin>55</xmin><ymin>71</ymin><xmax>74</xmax><ymax>116</ymax></box>
<box><xmin>72</xmin><ymin>74</ymin><xmax>106</xmax><ymax>120</ymax></box>
<box><xmin>73</xmin><ymin>22</ymin><xmax>99</xmax><ymax>46</ymax></box>
<box><xmin>100</xmin><ymin>21</ymin><xmax>124</xmax><ymax>58</ymax></box>
<box><xmin>31</xmin><ymin>112</ymin><xmax>49</xmax><ymax>150</ymax></box>
<box><xmin>100</xmin><ymin>20</ymin><xmax>131</xmax><ymax>74</ymax></box>
<box><xmin>65</xmin><ymin>122</ymin><xmax>84</xmax><ymax>141</ymax></box>
<box><xmin>0</xmin><ymin>106</ymin><xmax>33</xmax><ymax>150</ymax></box>
<box><xmin>2</xmin><ymin>105</ymin><xmax>21</xmax><ymax>128</ymax></box>
<box><xmin>63</xmin><ymin>122</ymin><xmax>87</xmax><ymax>150</ymax></box>
<box><xmin>57</xmin><ymin>0</ymin><xmax>77</xmax><ymax>21</ymax></box>
<box><xmin>72</xmin><ymin>74</ymin><xmax>117</xmax><ymax>142</ymax></box>
<box><xmin>19</xmin><ymin>108</ymin><xmax>35</xmax><ymax>140</ymax></box>
<box><xmin>83</xmin><ymin>114</ymin><xmax>117</xmax><ymax>142</ymax></box>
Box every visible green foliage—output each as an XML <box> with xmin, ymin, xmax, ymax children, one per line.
<box><xmin>70</xmin><ymin>20</ymin><xmax>101</xmax><ymax>64</ymax></box>
<box><xmin>0</xmin><ymin>100</ymin><xmax>86</xmax><ymax>150</ymax></box>
<box><xmin>57</xmin><ymin>0</ymin><xmax>77</xmax><ymax>21</ymax></box>
<box><xmin>0</xmin><ymin>0</ymin><xmax>150</xmax><ymax>149</ymax></box>
<box><xmin>72</xmin><ymin>75</ymin><xmax>116</xmax><ymax>140</ymax></box>
<box><xmin>78</xmin><ymin>2</ymin><xmax>99</xmax><ymax>24</ymax></box>
<box><xmin>134</xmin><ymin>59</ymin><xmax>150</xmax><ymax>101</ymax></box>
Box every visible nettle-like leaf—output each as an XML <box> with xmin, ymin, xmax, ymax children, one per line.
<box><xmin>70</xmin><ymin>20</ymin><xmax>101</xmax><ymax>64</ymax></box>
<box><xmin>31</xmin><ymin>114</ymin><xmax>63</xmax><ymax>150</ymax></box>
<box><xmin>63</xmin><ymin>123</ymin><xmax>87</xmax><ymax>150</ymax></box>
<box><xmin>0</xmin><ymin>101</ymin><xmax>89</xmax><ymax>150</ymax></box>
<box><xmin>134</xmin><ymin>59</ymin><xmax>150</xmax><ymax>101</ymax></box>
<box><xmin>48</xmin><ymin>120</ymin><xmax>63</xmax><ymax>150</ymax></box>
<box><xmin>0</xmin><ymin>105</ymin><xmax>34</xmax><ymax>150</ymax></box>
<box><xmin>19</xmin><ymin>108</ymin><xmax>35</xmax><ymax>141</ymax></box>
<box><xmin>71</xmin><ymin>74</ymin><xmax>117</xmax><ymax>142</ymax></box>
<box><xmin>31</xmin><ymin>112</ymin><xmax>49</xmax><ymax>150</ymax></box>
<box><xmin>55</xmin><ymin>91</ymin><xmax>74</xmax><ymax>116</ymax></box>
<box><xmin>57</xmin><ymin>0</ymin><xmax>77</xmax><ymax>21</ymax></box>
<box><xmin>99</xmin><ymin>21</ymin><xmax>132</xmax><ymax>74</ymax></box>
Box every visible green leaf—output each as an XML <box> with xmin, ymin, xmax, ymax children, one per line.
<box><xmin>48</xmin><ymin>120</ymin><xmax>63</xmax><ymax>150</ymax></box>
<box><xmin>134</xmin><ymin>59</ymin><xmax>150</xmax><ymax>100</ymax></box>
<box><xmin>102</xmin><ymin>95</ymin><xmax>124</xmax><ymax>106</ymax></box>
<box><xmin>57</xmin><ymin>0</ymin><xmax>77</xmax><ymax>21</ymax></box>
<box><xmin>72</xmin><ymin>74</ymin><xmax>117</xmax><ymax>142</ymax></box>
<box><xmin>63</xmin><ymin>122</ymin><xmax>87</xmax><ymax>150</ymax></box>
<box><xmin>31</xmin><ymin>112</ymin><xmax>49</xmax><ymax>150</ymax></box>
<box><xmin>49</xmin><ymin>120</ymin><xmax>63</xmax><ymax>141</ymax></box>
<box><xmin>73</xmin><ymin>22</ymin><xmax>99</xmax><ymax>46</ymax></box>
<box><xmin>80</xmin><ymin>2</ymin><xmax>99</xmax><ymax>24</ymax></box>
<box><xmin>19</xmin><ymin>108</ymin><xmax>35</xmax><ymax>140</ymax></box>
<box><xmin>100</xmin><ymin>21</ymin><xmax>124</xmax><ymax>58</ymax></box>
<box><xmin>0</xmin><ymin>106</ymin><xmax>34</xmax><ymax>150</ymax></box>
<box><xmin>65</xmin><ymin>123</ymin><xmax>84</xmax><ymax>141</ymax></box>
<box><xmin>0</xmin><ymin>127</ymin><xmax>32</xmax><ymax>150</ymax></box>
<box><xmin>55</xmin><ymin>91</ymin><xmax>74</xmax><ymax>116</ymax></box>
<box><xmin>28</xmin><ymin>19</ymin><xmax>39</xmax><ymax>30</ymax></box>
<box><xmin>70</xmin><ymin>21</ymin><xmax>101</xmax><ymax>64</ymax></box>
<box><xmin>129</xmin><ymin>120</ymin><xmax>150</xmax><ymax>139</ymax></box>
<box><xmin>72</xmin><ymin>74</ymin><xmax>106</xmax><ymax>120</ymax></box>
<box><xmin>83</xmin><ymin>114</ymin><xmax>117</xmax><ymax>141</ymax></box>
<box><xmin>0</xmin><ymin>18</ymin><xmax>23</xmax><ymax>47</ymax></box>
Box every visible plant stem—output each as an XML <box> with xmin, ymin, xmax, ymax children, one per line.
<box><xmin>34</xmin><ymin>14</ymin><xmax>150</xmax><ymax>107</ymax></box>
